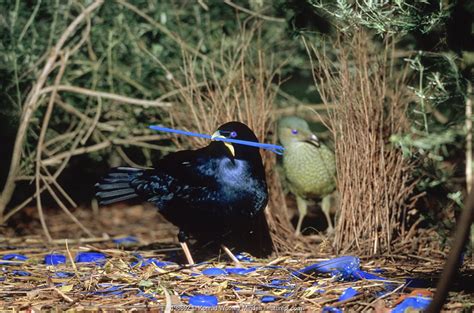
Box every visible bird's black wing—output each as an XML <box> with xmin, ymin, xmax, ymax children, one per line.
<box><xmin>96</xmin><ymin>146</ymin><xmax>217</xmax><ymax>206</ymax></box>
<box><xmin>129</xmin><ymin>147</ymin><xmax>223</xmax><ymax>210</ymax></box>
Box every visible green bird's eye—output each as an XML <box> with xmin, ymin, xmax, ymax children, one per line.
<box><xmin>291</xmin><ymin>129</ymin><xmax>298</xmax><ymax>135</ymax></box>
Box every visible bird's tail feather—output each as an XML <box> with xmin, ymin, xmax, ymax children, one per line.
<box><xmin>96</xmin><ymin>167</ymin><xmax>143</xmax><ymax>205</ymax></box>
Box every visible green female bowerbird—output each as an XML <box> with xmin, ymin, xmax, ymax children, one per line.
<box><xmin>278</xmin><ymin>116</ymin><xmax>337</xmax><ymax>236</ymax></box>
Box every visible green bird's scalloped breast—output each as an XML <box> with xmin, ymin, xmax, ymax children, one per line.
<box><xmin>283</xmin><ymin>142</ymin><xmax>336</xmax><ymax>197</ymax></box>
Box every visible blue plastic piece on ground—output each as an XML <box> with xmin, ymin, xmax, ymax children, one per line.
<box><xmin>225</xmin><ymin>267</ymin><xmax>256</xmax><ymax>275</ymax></box>
<box><xmin>113</xmin><ymin>236</ymin><xmax>139</xmax><ymax>245</ymax></box>
<box><xmin>322</xmin><ymin>307</ymin><xmax>343</xmax><ymax>313</ymax></box>
<box><xmin>75</xmin><ymin>252</ymin><xmax>106</xmax><ymax>263</ymax></box>
<box><xmin>292</xmin><ymin>256</ymin><xmax>360</xmax><ymax>280</ymax></box>
<box><xmin>202</xmin><ymin>267</ymin><xmax>227</xmax><ymax>276</ymax></box>
<box><xmin>338</xmin><ymin>287</ymin><xmax>358</xmax><ymax>301</ymax></box>
<box><xmin>12</xmin><ymin>270</ymin><xmax>30</xmax><ymax>276</ymax></box>
<box><xmin>137</xmin><ymin>290</ymin><xmax>158</xmax><ymax>301</ymax></box>
<box><xmin>94</xmin><ymin>284</ymin><xmax>124</xmax><ymax>297</ymax></box>
<box><xmin>392</xmin><ymin>296</ymin><xmax>432</xmax><ymax>313</ymax></box>
<box><xmin>188</xmin><ymin>294</ymin><xmax>218</xmax><ymax>307</ymax></box>
<box><xmin>45</xmin><ymin>254</ymin><xmax>66</xmax><ymax>265</ymax></box>
<box><xmin>261</xmin><ymin>295</ymin><xmax>276</xmax><ymax>303</ymax></box>
<box><xmin>54</xmin><ymin>271</ymin><xmax>74</xmax><ymax>278</ymax></box>
<box><xmin>1</xmin><ymin>253</ymin><xmax>28</xmax><ymax>265</ymax></box>
<box><xmin>131</xmin><ymin>258</ymin><xmax>173</xmax><ymax>267</ymax></box>
<box><xmin>235</xmin><ymin>253</ymin><xmax>254</xmax><ymax>262</ymax></box>
<box><xmin>353</xmin><ymin>270</ymin><xmax>386</xmax><ymax>281</ymax></box>
<box><xmin>264</xmin><ymin>265</ymin><xmax>284</xmax><ymax>270</ymax></box>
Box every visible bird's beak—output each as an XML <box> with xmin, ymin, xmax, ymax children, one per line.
<box><xmin>211</xmin><ymin>131</ymin><xmax>235</xmax><ymax>157</ymax></box>
<box><xmin>305</xmin><ymin>133</ymin><xmax>320</xmax><ymax>147</ymax></box>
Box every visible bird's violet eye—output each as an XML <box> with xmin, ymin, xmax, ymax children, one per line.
<box><xmin>291</xmin><ymin>129</ymin><xmax>298</xmax><ymax>135</ymax></box>
<box><xmin>230</xmin><ymin>131</ymin><xmax>237</xmax><ymax>138</ymax></box>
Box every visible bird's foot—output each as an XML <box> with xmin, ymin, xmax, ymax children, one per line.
<box><xmin>294</xmin><ymin>215</ymin><xmax>305</xmax><ymax>237</ymax></box>
<box><xmin>221</xmin><ymin>245</ymin><xmax>242</xmax><ymax>266</ymax></box>
<box><xmin>179</xmin><ymin>242</ymin><xmax>195</xmax><ymax>265</ymax></box>
<box><xmin>178</xmin><ymin>230</ymin><xmax>195</xmax><ymax>265</ymax></box>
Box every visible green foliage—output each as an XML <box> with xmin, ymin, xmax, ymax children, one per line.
<box><xmin>309</xmin><ymin>0</ymin><xmax>450</xmax><ymax>35</ymax></box>
<box><xmin>390</xmin><ymin>51</ymin><xmax>466</xmax><ymax>200</ymax></box>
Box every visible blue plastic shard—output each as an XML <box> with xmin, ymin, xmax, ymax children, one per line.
<box><xmin>188</xmin><ymin>294</ymin><xmax>218</xmax><ymax>307</ymax></box>
<box><xmin>338</xmin><ymin>287</ymin><xmax>358</xmax><ymax>301</ymax></box>
<box><xmin>1</xmin><ymin>253</ymin><xmax>28</xmax><ymax>265</ymax></box>
<box><xmin>12</xmin><ymin>270</ymin><xmax>30</xmax><ymax>276</ymax></box>
<box><xmin>353</xmin><ymin>270</ymin><xmax>386</xmax><ymax>281</ymax></box>
<box><xmin>283</xmin><ymin>292</ymin><xmax>294</xmax><ymax>298</ymax></box>
<box><xmin>235</xmin><ymin>253</ymin><xmax>254</xmax><ymax>262</ymax></box>
<box><xmin>131</xmin><ymin>258</ymin><xmax>173</xmax><ymax>268</ymax></box>
<box><xmin>94</xmin><ymin>284</ymin><xmax>124</xmax><ymax>297</ymax></box>
<box><xmin>45</xmin><ymin>254</ymin><xmax>66</xmax><ymax>265</ymax></box>
<box><xmin>322</xmin><ymin>307</ymin><xmax>343</xmax><ymax>313</ymax></box>
<box><xmin>54</xmin><ymin>271</ymin><xmax>74</xmax><ymax>278</ymax></box>
<box><xmin>137</xmin><ymin>290</ymin><xmax>158</xmax><ymax>301</ymax></box>
<box><xmin>270</xmin><ymin>279</ymin><xmax>286</xmax><ymax>285</ymax></box>
<box><xmin>263</xmin><ymin>265</ymin><xmax>284</xmax><ymax>270</ymax></box>
<box><xmin>225</xmin><ymin>267</ymin><xmax>256</xmax><ymax>275</ymax></box>
<box><xmin>113</xmin><ymin>236</ymin><xmax>139</xmax><ymax>245</ymax></box>
<box><xmin>391</xmin><ymin>296</ymin><xmax>432</xmax><ymax>313</ymax></box>
<box><xmin>261</xmin><ymin>295</ymin><xmax>276</xmax><ymax>303</ymax></box>
<box><xmin>75</xmin><ymin>252</ymin><xmax>106</xmax><ymax>263</ymax></box>
<box><xmin>292</xmin><ymin>256</ymin><xmax>360</xmax><ymax>280</ymax></box>
<box><xmin>202</xmin><ymin>267</ymin><xmax>227</xmax><ymax>276</ymax></box>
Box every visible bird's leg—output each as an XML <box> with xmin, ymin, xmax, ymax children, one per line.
<box><xmin>321</xmin><ymin>195</ymin><xmax>334</xmax><ymax>234</ymax></box>
<box><xmin>295</xmin><ymin>196</ymin><xmax>308</xmax><ymax>236</ymax></box>
<box><xmin>178</xmin><ymin>230</ymin><xmax>195</xmax><ymax>265</ymax></box>
<box><xmin>221</xmin><ymin>245</ymin><xmax>242</xmax><ymax>266</ymax></box>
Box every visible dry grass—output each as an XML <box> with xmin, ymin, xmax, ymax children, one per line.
<box><xmin>1</xmin><ymin>204</ymin><xmax>470</xmax><ymax>311</ymax></box>
<box><xmin>307</xmin><ymin>32</ymin><xmax>419</xmax><ymax>255</ymax></box>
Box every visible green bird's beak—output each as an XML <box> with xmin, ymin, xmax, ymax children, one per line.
<box><xmin>212</xmin><ymin>131</ymin><xmax>235</xmax><ymax>157</ymax></box>
<box><xmin>304</xmin><ymin>133</ymin><xmax>320</xmax><ymax>148</ymax></box>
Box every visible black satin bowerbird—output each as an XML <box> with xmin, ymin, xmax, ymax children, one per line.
<box><xmin>96</xmin><ymin>121</ymin><xmax>273</xmax><ymax>262</ymax></box>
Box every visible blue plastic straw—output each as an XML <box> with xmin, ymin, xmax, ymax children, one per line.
<box><xmin>149</xmin><ymin>125</ymin><xmax>285</xmax><ymax>155</ymax></box>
